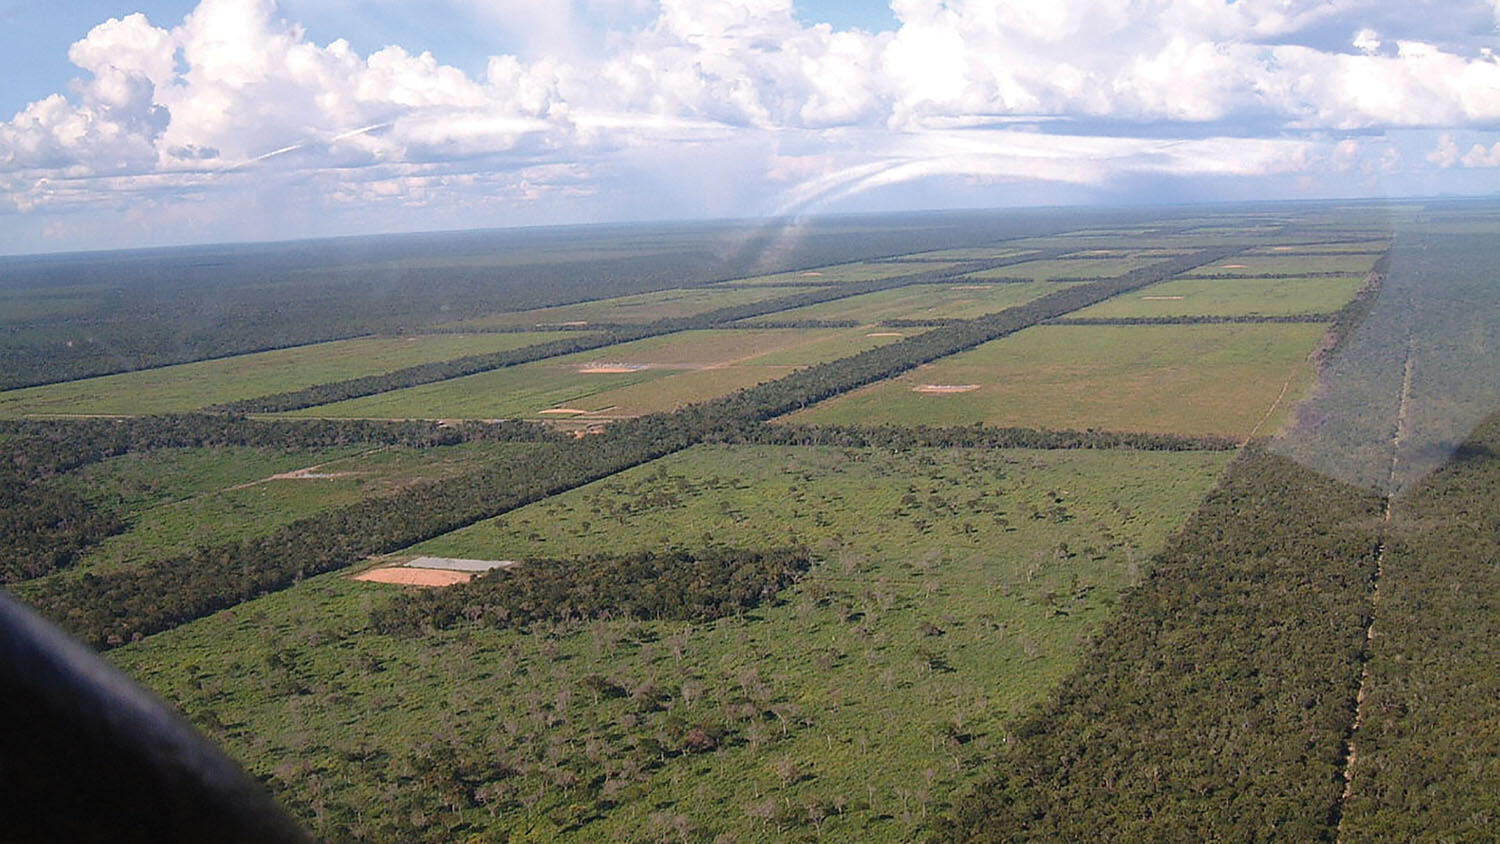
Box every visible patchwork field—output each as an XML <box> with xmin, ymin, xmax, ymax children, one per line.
<box><xmin>783</xmin><ymin>323</ymin><xmax>1328</xmax><ymax>437</ymax></box>
<box><xmin>739</xmin><ymin>281</ymin><xmax>1079</xmax><ymax>324</ymax></box>
<box><xmin>31</xmin><ymin>441</ymin><xmax>533</xmax><ymax>578</ymax></box>
<box><xmin>438</xmin><ymin>285</ymin><xmax>823</xmax><ymax>329</ymax></box>
<box><xmin>1070</xmin><ymin>275</ymin><xmax>1366</xmax><ymax>318</ymax></box>
<box><xmin>1181</xmin><ymin>253</ymin><xmax>1380</xmax><ymax>276</ymax></box>
<box><xmin>284</xmin><ymin>328</ymin><xmax>907</xmax><ymax>419</ymax></box>
<box><xmin>0</xmin><ymin>332</ymin><xmax>575</xmax><ymax>417</ymax></box>
<box><xmin>727</xmin><ymin>261</ymin><xmax>953</xmax><ymax>286</ymax></box>
<box><xmin>112</xmin><ymin>444</ymin><xmax>1230</xmax><ymax>843</ymax></box>
<box><xmin>967</xmin><ymin>254</ymin><xmax>1178</xmax><ymax>281</ymax></box>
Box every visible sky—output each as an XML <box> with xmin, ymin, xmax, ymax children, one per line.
<box><xmin>0</xmin><ymin>0</ymin><xmax>1498</xmax><ymax>255</ymax></box>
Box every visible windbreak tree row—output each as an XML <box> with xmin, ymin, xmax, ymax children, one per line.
<box><xmin>371</xmin><ymin>547</ymin><xmax>810</xmax><ymax>635</ymax></box>
<box><xmin>211</xmin><ymin>264</ymin><xmax>975</xmax><ymax>414</ymax></box>
<box><xmin>935</xmin><ymin>445</ymin><xmax>1383</xmax><ymax>843</ymax></box>
<box><xmin>16</xmin><ymin>418</ymin><xmax>697</xmax><ymax>648</ymax></box>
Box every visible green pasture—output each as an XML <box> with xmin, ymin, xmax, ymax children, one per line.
<box><xmin>728</xmin><ymin>261</ymin><xmax>953</xmax><ymax>286</ymax></box>
<box><xmin>784</xmin><ymin>323</ymin><xmax>1327</xmax><ymax>438</ymax></box>
<box><xmin>968</xmin><ymin>254</ymin><xmax>1178</xmax><ymax>281</ymax></box>
<box><xmin>739</xmin><ymin>281</ymin><xmax>1078</xmax><ymax>324</ymax></box>
<box><xmin>1242</xmin><ymin>242</ymin><xmax>1388</xmax><ymax>255</ymax></box>
<box><xmin>0</xmin><ymin>332</ymin><xmax>575</xmax><ymax>418</ymax></box>
<box><xmin>112</xmin><ymin>444</ymin><xmax>1229</xmax><ymax>843</ymax></box>
<box><xmin>34</xmin><ymin>441</ymin><xmax>532</xmax><ymax>577</ymax></box>
<box><xmin>1182</xmin><ymin>253</ymin><xmax>1380</xmax><ymax>276</ymax></box>
<box><xmin>286</xmin><ymin>328</ymin><xmax>905</xmax><ymax>419</ymax></box>
<box><xmin>1070</xmin><ymin>275</ymin><xmax>1364</xmax><ymax>318</ymax></box>
<box><xmin>439</xmin><ymin>285</ymin><xmax>822</xmax><ymax>329</ymax></box>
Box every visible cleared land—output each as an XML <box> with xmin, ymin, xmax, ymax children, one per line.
<box><xmin>33</xmin><ymin>441</ymin><xmax>532</xmax><ymax>577</ymax></box>
<box><xmin>727</xmin><ymin>261</ymin><xmax>952</xmax><ymax>286</ymax></box>
<box><xmin>0</xmin><ymin>333</ymin><xmax>574</xmax><ymax>417</ymax></box>
<box><xmin>784</xmin><ymin>323</ymin><xmax>1328</xmax><ymax>437</ymax></box>
<box><xmin>283</xmin><ymin>328</ymin><xmax>907</xmax><ymax>419</ymax></box>
<box><xmin>738</xmin><ymin>281</ymin><xmax>1078</xmax><ymax>324</ymax></box>
<box><xmin>113</xmin><ymin>444</ymin><xmax>1230</xmax><ymax>843</ymax></box>
<box><xmin>1070</xmin><ymin>275</ymin><xmax>1366</xmax><ymax>318</ymax></box>
<box><xmin>1181</xmin><ymin>253</ymin><xmax>1379</xmax><ymax>276</ymax></box>
<box><xmin>437</xmin><ymin>285</ymin><xmax>822</xmax><ymax>329</ymax></box>
<box><xmin>967</xmin><ymin>254</ymin><xmax>1181</xmax><ymax>281</ymax></box>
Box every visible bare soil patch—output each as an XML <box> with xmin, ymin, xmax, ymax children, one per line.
<box><xmin>800</xmin><ymin>271</ymin><xmax>824</xmax><ymax>276</ymax></box>
<box><xmin>913</xmin><ymin>384</ymin><xmax>980</xmax><ymax>393</ymax></box>
<box><xmin>538</xmin><ymin>408</ymin><xmax>590</xmax><ymax>415</ymax></box>
<box><xmin>408</xmin><ymin>556</ymin><xmax>518</xmax><ymax>572</ymax></box>
<box><xmin>354</xmin><ymin>567</ymin><xmax>472</xmax><ymax>587</ymax></box>
<box><xmin>578</xmin><ymin>363</ymin><xmax>644</xmax><ymax>373</ymax></box>
<box><xmin>866</xmin><ymin>332</ymin><xmax>904</xmax><ymax>337</ymax></box>
<box><xmin>1219</xmin><ymin>264</ymin><xmax>1249</xmax><ymax>269</ymax></box>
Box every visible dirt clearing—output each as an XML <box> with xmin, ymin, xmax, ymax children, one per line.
<box><xmin>354</xmin><ymin>567</ymin><xmax>473</xmax><ymax>587</ymax></box>
<box><xmin>578</xmin><ymin>364</ymin><xmax>645</xmax><ymax>374</ymax></box>
<box><xmin>913</xmin><ymin>384</ymin><xmax>980</xmax><ymax>393</ymax></box>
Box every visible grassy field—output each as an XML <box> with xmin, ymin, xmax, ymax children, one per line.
<box><xmin>1181</xmin><ymin>253</ymin><xmax>1379</xmax><ymax>276</ymax></box>
<box><xmin>1069</xmin><ymin>275</ymin><xmax>1365</xmax><ymax>318</ymax></box>
<box><xmin>111</xmin><ymin>444</ymin><xmax>1230</xmax><ymax>843</ymax></box>
<box><xmin>739</xmin><ymin>281</ymin><xmax>1079</xmax><ymax>324</ymax></box>
<box><xmin>1242</xmin><ymin>243</ymin><xmax>1388</xmax><ymax>255</ymax></box>
<box><xmin>783</xmin><ymin>323</ymin><xmax>1328</xmax><ymax>437</ymax></box>
<box><xmin>35</xmin><ymin>441</ymin><xmax>534</xmax><ymax>577</ymax></box>
<box><xmin>284</xmin><ymin>328</ymin><xmax>907</xmax><ymax>419</ymax></box>
<box><xmin>437</xmin><ymin>286</ymin><xmax>823</xmax><ymax>329</ymax></box>
<box><xmin>895</xmin><ymin>247</ymin><xmax>1037</xmax><ymax>261</ymax></box>
<box><xmin>967</xmin><ymin>254</ymin><xmax>1177</xmax><ymax>281</ymax></box>
<box><xmin>0</xmin><ymin>333</ymin><xmax>576</xmax><ymax>417</ymax></box>
<box><xmin>728</xmin><ymin>261</ymin><xmax>952</xmax><ymax>286</ymax></box>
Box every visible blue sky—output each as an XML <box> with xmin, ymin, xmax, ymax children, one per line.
<box><xmin>0</xmin><ymin>0</ymin><xmax>1497</xmax><ymax>254</ymax></box>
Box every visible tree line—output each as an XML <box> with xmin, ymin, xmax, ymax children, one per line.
<box><xmin>371</xmin><ymin>547</ymin><xmax>810</xmax><ymax>635</ymax></box>
<box><xmin>735</xmin><ymin>422</ymin><xmax>1237</xmax><ymax>451</ymax></box>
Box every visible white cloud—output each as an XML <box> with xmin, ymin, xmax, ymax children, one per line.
<box><xmin>4</xmin><ymin>0</ymin><xmax>1500</xmax><ymax>250</ymax></box>
<box><xmin>1462</xmin><ymin>141</ymin><xmax>1500</xmax><ymax>166</ymax></box>
<box><xmin>1428</xmin><ymin>133</ymin><xmax>1461</xmax><ymax>166</ymax></box>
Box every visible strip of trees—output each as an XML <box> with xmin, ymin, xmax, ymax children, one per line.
<box><xmin>371</xmin><ymin>547</ymin><xmax>809</xmax><ymax>635</ymax></box>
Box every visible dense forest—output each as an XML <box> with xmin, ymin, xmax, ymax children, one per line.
<box><xmin>1338</xmin><ymin>414</ymin><xmax>1500</xmax><ymax>840</ymax></box>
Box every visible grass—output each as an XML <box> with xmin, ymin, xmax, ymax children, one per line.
<box><xmin>895</xmin><ymin>248</ymin><xmax>1038</xmax><ymax>261</ymax></box>
<box><xmin>967</xmin><ymin>255</ymin><xmax>1177</xmax><ymax>281</ymax></box>
<box><xmin>110</xmin><ymin>444</ymin><xmax>1230</xmax><ymax>843</ymax></box>
<box><xmin>739</xmin><ymin>282</ymin><xmax>1078</xmax><ymax>324</ymax></box>
<box><xmin>0</xmin><ymin>333</ymin><xmax>577</xmax><ymax>417</ymax></box>
<box><xmin>436</xmin><ymin>286</ymin><xmax>823</xmax><ymax>329</ymax></box>
<box><xmin>1181</xmin><ymin>254</ymin><xmax>1380</xmax><ymax>276</ymax></box>
<box><xmin>34</xmin><ymin>441</ymin><xmax>535</xmax><ymax>577</ymax></box>
<box><xmin>285</xmin><ymin>328</ymin><xmax>906</xmax><ymax>419</ymax></box>
<box><xmin>1242</xmin><ymin>243</ymin><xmax>1388</xmax><ymax>255</ymax></box>
<box><xmin>728</xmin><ymin>261</ymin><xmax>953</xmax><ymax>286</ymax></box>
<box><xmin>783</xmin><ymin>323</ymin><xmax>1328</xmax><ymax>438</ymax></box>
<box><xmin>1069</xmin><ymin>276</ymin><xmax>1365</xmax><ymax>318</ymax></box>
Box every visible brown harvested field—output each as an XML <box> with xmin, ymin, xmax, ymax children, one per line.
<box><xmin>353</xmin><ymin>567</ymin><xmax>473</xmax><ymax>586</ymax></box>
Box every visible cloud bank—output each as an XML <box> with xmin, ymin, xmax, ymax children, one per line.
<box><xmin>3</xmin><ymin>0</ymin><xmax>1499</xmax><ymax>251</ymax></box>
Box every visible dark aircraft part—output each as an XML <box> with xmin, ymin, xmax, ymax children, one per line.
<box><xmin>0</xmin><ymin>590</ymin><xmax>311</xmax><ymax>844</ymax></box>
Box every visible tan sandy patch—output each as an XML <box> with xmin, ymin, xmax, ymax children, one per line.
<box><xmin>578</xmin><ymin>364</ymin><xmax>643</xmax><ymax>373</ymax></box>
<box><xmin>353</xmin><ymin>567</ymin><xmax>472</xmax><ymax>587</ymax></box>
<box><xmin>1219</xmin><ymin>264</ymin><xmax>1249</xmax><ymax>269</ymax></box>
<box><xmin>800</xmin><ymin>271</ymin><xmax>824</xmax><ymax>276</ymax></box>
<box><xmin>913</xmin><ymin>384</ymin><xmax>980</xmax><ymax>393</ymax></box>
<box><xmin>538</xmin><ymin>408</ymin><xmax>590</xmax><ymax>415</ymax></box>
<box><xmin>866</xmin><ymin>332</ymin><xmax>905</xmax><ymax>337</ymax></box>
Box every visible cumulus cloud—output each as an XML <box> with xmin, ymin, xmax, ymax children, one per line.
<box><xmin>3</xmin><ymin>0</ymin><xmax>1500</xmax><ymax>248</ymax></box>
